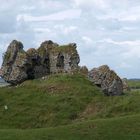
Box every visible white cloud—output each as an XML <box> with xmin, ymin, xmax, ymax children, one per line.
<box><xmin>18</xmin><ymin>9</ymin><xmax>81</xmax><ymax>22</ymax></box>
<box><xmin>118</xmin><ymin>62</ymin><xmax>131</xmax><ymax>69</ymax></box>
<box><xmin>63</xmin><ymin>26</ymin><xmax>78</xmax><ymax>34</ymax></box>
<box><xmin>34</xmin><ymin>28</ymin><xmax>51</xmax><ymax>33</ymax></box>
<box><xmin>82</xmin><ymin>36</ymin><xmax>93</xmax><ymax>44</ymax></box>
<box><xmin>72</xmin><ymin>0</ymin><xmax>108</xmax><ymax>9</ymax></box>
<box><xmin>54</xmin><ymin>25</ymin><xmax>78</xmax><ymax>35</ymax></box>
<box><xmin>100</xmin><ymin>38</ymin><xmax>140</xmax><ymax>46</ymax></box>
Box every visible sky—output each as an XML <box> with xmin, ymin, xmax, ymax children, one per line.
<box><xmin>0</xmin><ymin>0</ymin><xmax>140</xmax><ymax>78</ymax></box>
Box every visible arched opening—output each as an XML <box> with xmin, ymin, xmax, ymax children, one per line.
<box><xmin>56</xmin><ymin>53</ymin><xmax>64</xmax><ymax>69</ymax></box>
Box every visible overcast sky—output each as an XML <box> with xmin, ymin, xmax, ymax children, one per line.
<box><xmin>0</xmin><ymin>0</ymin><xmax>140</xmax><ymax>78</ymax></box>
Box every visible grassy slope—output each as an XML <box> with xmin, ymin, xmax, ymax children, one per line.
<box><xmin>0</xmin><ymin>115</ymin><xmax>140</xmax><ymax>140</ymax></box>
<box><xmin>0</xmin><ymin>74</ymin><xmax>103</xmax><ymax>129</ymax></box>
<box><xmin>0</xmin><ymin>74</ymin><xmax>140</xmax><ymax>139</ymax></box>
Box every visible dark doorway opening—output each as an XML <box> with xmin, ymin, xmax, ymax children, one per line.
<box><xmin>27</xmin><ymin>68</ymin><xmax>34</xmax><ymax>79</ymax></box>
<box><xmin>56</xmin><ymin>53</ymin><xmax>64</xmax><ymax>69</ymax></box>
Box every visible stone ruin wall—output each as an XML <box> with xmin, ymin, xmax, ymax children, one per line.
<box><xmin>0</xmin><ymin>40</ymin><xmax>80</xmax><ymax>84</ymax></box>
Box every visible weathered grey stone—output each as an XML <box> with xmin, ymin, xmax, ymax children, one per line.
<box><xmin>89</xmin><ymin>65</ymin><xmax>123</xmax><ymax>96</ymax></box>
<box><xmin>1</xmin><ymin>40</ymin><xmax>80</xmax><ymax>84</ymax></box>
<box><xmin>122</xmin><ymin>78</ymin><xmax>131</xmax><ymax>92</ymax></box>
<box><xmin>1</xmin><ymin>40</ymin><xmax>28</xmax><ymax>84</ymax></box>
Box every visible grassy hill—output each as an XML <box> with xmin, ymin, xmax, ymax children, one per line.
<box><xmin>0</xmin><ymin>74</ymin><xmax>140</xmax><ymax>139</ymax></box>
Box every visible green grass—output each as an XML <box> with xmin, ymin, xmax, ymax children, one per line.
<box><xmin>0</xmin><ymin>74</ymin><xmax>102</xmax><ymax>129</ymax></box>
<box><xmin>0</xmin><ymin>115</ymin><xmax>139</xmax><ymax>140</ymax></box>
<box><xmin>128</xmin><ymin>80</ymin><xmax>140</xmax><ymax>89</ymax></box>
<box><xmin>0</xmin><ymin>74</ymin><xmax>140</xmax><ymax>139</ymax></box>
